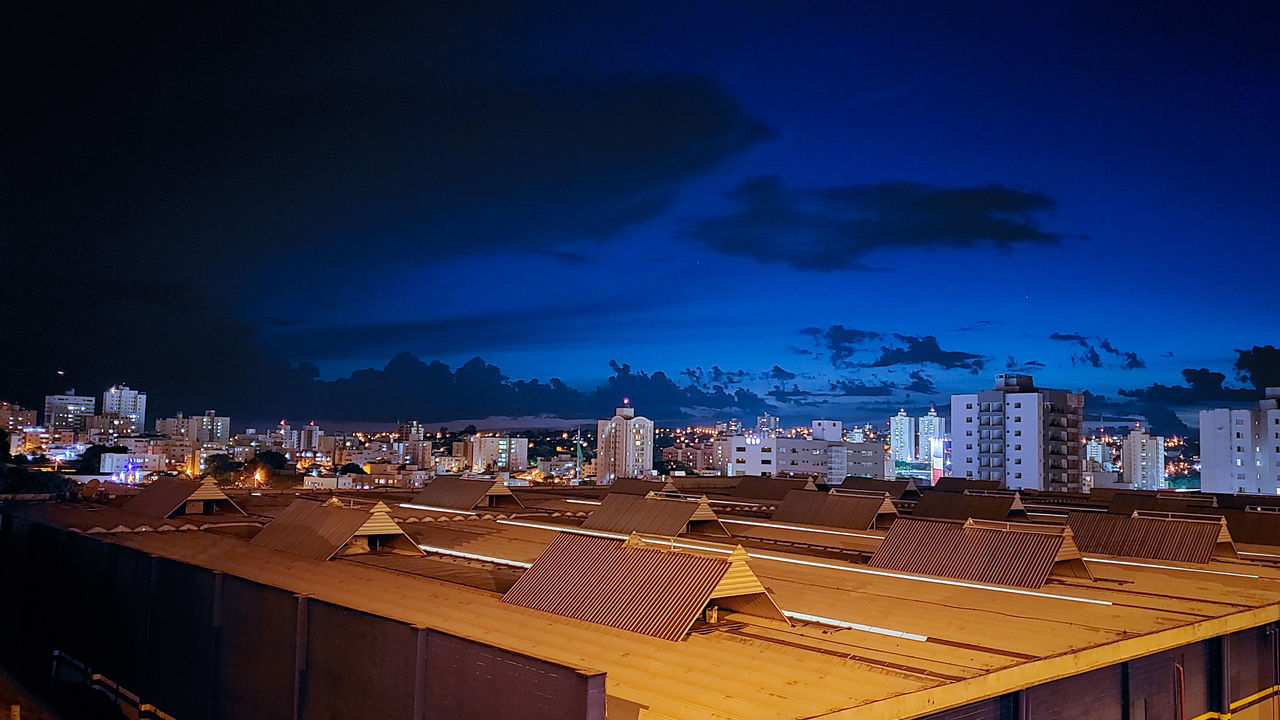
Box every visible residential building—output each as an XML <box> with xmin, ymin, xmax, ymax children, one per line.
<box><xmin>723</xmin><ymin>420</ymin><xmax>886</xmax><ymax>483</ymax></box>
<box><xmin>1121</xmin><ymin>426</ymin><xmax>1166</xmax><ymax>490</ymax></box>
<box><xmin>99</xmin><ymin>452</ymin><xmax>166</xmax><ymax>476</ymax></box>
<box><xmin>951</xmin><ymin>374</ymin><xmax>1085</xmax><ymax>491</ymax></box>
<box><xmin>465</xmin><ymin>436</ymin><xmax>529</xmax><ymax>473</ymax></box>
<box><xmin>890</xmin><ymin>409</ymin><xmax>916</xmax><ymax>462</ymax></box>
<box><xmin>1085</xmin><ymin>438</ymin><xmax>1113</xmax><ymax>470</ymax></box>
<box><xmin>102</xmin><ymin>385</ymin><xmax>147</xmax><ymax>433</ymax></box>
<box><xmin>43</xmin><ymin>391</ymin><xmax>95</xmax><ymax>431</ymax></box>
<box><xmin>756</xmin><ymin>412</ymin><xmax>780</xmax><ymax>439</ymax></box>
<box><xmin>0</xmin><ymin>402</ymin><xmax>37</xmax><ymax>434</ymax></box>
<box><xmin>398</xmin><ymin>420</ymin><xmax>425</xmax><ymax>442</ymax></box>
<box><xmin>156</xmin><ymin>411</ymin><xmax>232</xmax><ymax>445</ymax></box>
<box><xmin>596</xmin><ymin>404</ymin><xmax>654</xmax><ymax>482</ymax></box>
<box><xmin>917</xmin><ymin>407</ymin><xmax>946</xmax><ymax>459</ymax></box>
<box><xmin>661</xmin><ymin>442</ymin><xmax>719</xmax><ymax>472</ymax></box>
<box><xmin>1200</xmin><ymin>388</ymin><xmax>1280</xmax><ymax>494</ymax></box>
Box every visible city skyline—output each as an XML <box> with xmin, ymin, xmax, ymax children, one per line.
<box><xmin>6</xmin><ymin>2</ymin><xmax>1279</xmax><ymax>430</ymax></box>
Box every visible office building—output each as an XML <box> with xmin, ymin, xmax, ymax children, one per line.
<box><xmin>890</xmin><ymin>409</ymin><xmax>916</xmax><ymax>462</ymax></box>
<box><xmin>102</xmin><ymin>385</ymin><xmax>147</xmax><ymax>433</ymax></box>
<box><xmin>1200</xmin><ymin>388</ymin><xmax>1280</xmax><ymax>494</ymax></box>
<box><xmin>43</xmin><ymin>391</ymin><xmax>95</xmax><ymax>431</ymax></box>
<box><xmin>1121</xmin><ymin>426</ymin><xmax>1166</xmax><ymax>490</ymax></box>
<box><xmin>951</xmin><ymin>374</ymin><xmax>1085</xmax><ymax>491</ymax></box>
<box><xmin>724</xmin><ymin>420</ymin><xmax>886</xmax><ymax>482</ymax></box>
<box><xmin>0</xmin><ymin>402</ymin><xmax>37</xmax><ymax>434</ymax></box>
<box><xmin>596</xmin><ymin>404</ymin><xmax>654</xmax><ymax>481</ymax></box>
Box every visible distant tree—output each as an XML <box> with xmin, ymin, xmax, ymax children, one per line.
<box><xmin>268</xmin><ymin>472</ymin><xmax>301</xmax><ymax>490</ymax></box>
<box><xmin>462</xmin><ymin>424</ymin><xmax>478</xmax><ymax>435</ymax></box>
<box><xmin>252</xmin><ymin>450</ymin><xmax>289</xmax><ymax>471</ymax></box>
<box><xmin>204</xmin><ymin>454</ymin><xmax>242</xmax><ymax>486</ymax></box>
<box><xmin>0</xmin><ymin>465</ymin><xmax>77</xmax><ymax>495</ymax></box>
<box><xmin>338</xmin><ymin>463</ymin><xmax>366</xmax><ymax>475</ymax></box>
<box><xmin>78</xmin><ymin>444</ymin><xmax>128</xmax><ymax>474</ymax></box>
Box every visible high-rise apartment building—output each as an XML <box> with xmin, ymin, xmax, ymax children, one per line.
<box><xmin>756</xmin><ymin>412</ymin><xmax>781</xmax><ymax>439</ymax></box>
<box><xmin>596</xmin><ymin>404</ymin><xmax>654</xmax><ymax>482</ymax></box>
<box><xmin>951</xmin><ymin>374</ymin><xmax>1085</xmax><ymax>491</ymax></box>
<box><xmin>1085</xmin><ymin>438</ymin><xmax>1113</xmax><ymax>470</ymax></box>
<box><xmin>1121</xmin><ymin>426</ymin><xmax>1166</xmax><ymax>490</ymax></box>
<box><xmin>156</xmin><ymin>411</ymin><xmax>231</xmax><ymax>444</ymax></box>
<box><xmin>103</xmin><ymin>385</ymin><xmax>147</xmax><ymax>433</ymax></box>
<box><xmin>0</xmin><ymin>402</ymin><xmax>38</xmax><ymax>434</ymax></box>
<box><xmin>398</xmin><ymin>420</ymin><xmax>425</xmax><ymax>442</ymax></box>
<box><xmin>890</xmin><ymin>409</ymin><xmax>916</xmax><ymax>462</ymax></box>
<box><xmin>1200</xmin><ymin>388</ymin><xmax>1280</xmax><ymax>494</ymax></box>
<box><xmin>43</xmin><ymin>391</ymin><xmax>95</xmax><ymax>431</ymax></box>
<box><xmin>917</xmin><ymin>407</ymin><xmax>946</xmax><ymax>458</ymax></box>
<box><xmin>464</xmin><ymin>436</ymin><xmax>529</xmax><ymax>472</ymax></box>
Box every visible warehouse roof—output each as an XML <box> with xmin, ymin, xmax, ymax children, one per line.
<box><xmin>407</xmin><ymin>476</ymin><xmax>524</xmax><ymax>513</ymax></box>
<box><xmin>931</xmin><ymin>477</ymin><xmax>1003</xmax><ymax>493</ymax></box>
<box><xmin>123</xmin><ymin>477</ymin><xmax>244</xmax><ymax>518</ymax></box>
<box><xmin>911</xmin><ymin>489</ymin><xmax>1029</xmax><ymax>521</ymax></box>
<box><xmin>839</xmin><ymin>477</ymin><xmax>921</xmax><ymax>500</ymax></box>
<box><xmin>868</xmin><ymin>516</ymin><xmax>1090</xmax><ymax>588</ymax></box>
<box><xmin>250</xmin><ymin>498</ymin><xmax>423</xmax><ymax>560</ymax></box>
<box><xmin>732</xmin><ymin>476</ymin><xmax>818</xmax><ymax>501</ymax></box>
<box><xmin>1066</xmin><ymin>510</ymin><xmax>1236</xmax><ymax>564</ymax></box>
<box><xmin>772</xmin><ymin>489</ymin><xmax>897</xmax><ymax>530</ymax></box>
<box><xmin>581</xmin><ymin>492</ymin><xmax>727</xmax><ymax>536</ymax></box>
<box><xmin>502</xmin><ymin>532</ymin><xmax>783</xmax><ymax>640</ymax></box>
<box><xmin>606</xmin><ymin>477</ymin><xmax>679</xmax><ymax>496</ymax></box>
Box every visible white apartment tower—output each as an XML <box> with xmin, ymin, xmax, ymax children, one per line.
<box><xmin>918</xmin><ymin>407</ymin><xmax>946</xmax><ymax>458</ymax></box>
<box><xmin>103</xmin><ymin>385</ymin><xmax>147</xmax><ymax>433</ymax></box>
<box><xmin>1200</xmin><ymin>388</ymin><xmax>1280</xmax><ymax>494</ymax></box>
<box><xmin>1121</xmin><ymin>426</ymin><xmax>1166</xmax><ymax>490</ymax></box>
<box><xmin>597</xmin><ymin>404</ymin><xmax>654</xmax><ymax>482</ymax></box>
<box><xmin>890</xmin><ymin>409</ymin><xmax>916</xmax><ymax>462</ymax></box>
<box><xmin>43</xmin><ymin>391</ymin><xmax>96</xmax><ymax>431</ymax></box>
<box><xmin>951</xmin><ymin>374</ymin><xmax>1085</xmax><ymax>491</ymax></box>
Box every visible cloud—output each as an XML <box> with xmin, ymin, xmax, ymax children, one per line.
<box><xmin>1118</xmin><ymin>368</ymin><xmax>1255</xmax><ymax>406</ymax></box>
<box><xmin>830</xmin><ymin>380</ymin><xmax>897</xmax><ymax>397</ymax></box>
<box><xmin>679</xmin><ymin>366</ymin><xmax>750</xmax><ymax>389</ymax></box>
<box><xmin>869</xmin><ymin>335</ymin><xmax>986</xmax><ymax>371</ymax></box>
<box><xmin>800</xmin><ymin>325</ymin><xmax>882</xmax><ymax>366</ymax></box>
<box><xmin>1049</xmin><ymin>332</ymin><xmax>1146</xmax><ymax>370</ymax></box>
<box><xmin>953</xmin><ymin>320</ymin><xmax>1004</xmax><ymax>332</ymax></box>
<box><xmin>902</xmin><ymin>370</ymin><xmax>937</xmax><ymax>394</ymax></box>
<box><xmin>688</xmin><ymin>175</ymin><xmax>1062</xmax><ymax>270</ymax></box>
<box><xmin>1236</xmin><ymin>345</ymin><xmax>1280</xmax><ymax>390</ymax></box>
<box><xmin>769</xmin><ymin>365</ymin><xmax>797</xmax><ymax>382</ymax></box>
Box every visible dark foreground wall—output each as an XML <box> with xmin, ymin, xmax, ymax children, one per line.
<box><xmin>924</xmin><ymin>625</ymin><xmax>1279</xmax><ymax>720</ymax></box>
<box><xmin>0</xmin><ymin>512</ymin><xmax>605</xmax><ymax>720</ymax></box>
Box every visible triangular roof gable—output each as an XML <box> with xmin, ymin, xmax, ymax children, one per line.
<box><xmin>123</xmin><ymin>477</ymin><xmax>200</xmax><ymax>518</ymax></box>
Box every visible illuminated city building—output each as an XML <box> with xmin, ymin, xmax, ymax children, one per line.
<box><xmin>102</xmin><ymin>385</ymin><xmax>147</xmax><ymax>433</ymax></box>
<box><xmin>951</xmin><ymin>374</ymin><xmax>1085</xmax><ymax>491</ymax></box>
<box><xmin>917</xmin><ymin>407</ymin><xmax>946</xmax><ymax>461</ymax></box>
<box><xmin>0</xmin><ymin>402</ymin><xmax>37</xmax><ymax>434</ymax></box>
<box><xmin>596</xmin><ymin>403</ymin><xmax>654</xmax><ymax>482</ymax></box>
<box><xmin>43</xmin><ymin>391</ymin><xmax>95</xmax><ymax>431</ymax></box>
<box><xmin>890</xmin><ymin>409</ymin><xmax>916</xmax><ymax>462</ymax></box>
<box><xmin>1200</xmin><ymin>387</ymin><xmax>1280</xmax><ymax>494</ymax></box>
<box><xmin>1121</xmin><ymin>425</ymin><xmax>1166</xmax><ymax>490</ymax></box>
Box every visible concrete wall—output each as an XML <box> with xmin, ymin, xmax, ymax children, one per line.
<box><xmin>0</xmin><ymin>513</ymin><xmax>607</xmax><ymax>720</ymax></box>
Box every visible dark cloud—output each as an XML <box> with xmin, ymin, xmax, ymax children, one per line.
<box><xmin>800</xmin><ymin>325</ymin><xmax>882</xmax><ymax>366</ymax></box>
<box><xmin>1118</xmin><ymin>368</ymin><xmax>1255</xmax><ymax>406</ymax></box>
<box><xmin>1082</xmin><ymin>391</ymin><xmax>1191</xmax><ymax>436</ymax></box>
<box><xmin>688</xmin><ymin>175</ymin><xmax>1062</xmax><ymax>270</ymax></box>
<box><xmin>902</xmin><ymin>370</ymin><xmax>937</xmax><ymax>394</ymax></box>
<box><xmin>767</xmin><ymin>386</ymin><xmax>824</xmax><ymax>407</ymax></box>
<box><xmin>869</xmin><ymin>335</ymin><xmax>986</xmax><ymax>371</ymax></box>
<box><xmin>829</xmin><ymin>380</ymin><xmax>897</xmax><ymax>397</ymax></box>
<box><xmin>1049</xmin><ymin>332</ymin><xmax>1146</xmax><ymax>370</ymax></box>
<box><xmin>679</xmin><ymin>366</ymin><xmax>750</xmax><ymax>389</ymax></box>
<box><xmin>769</xmin><ymin>365</ymin><xmax>798</xmax><ymax>382</ymax></box>
<box><xmin>1236</xmin><ymin>345</ymin><xmax>1280</xmax><ymax>390</ymax></box>
<box><xmin>953</xmin><ymin>320</ymin><xmax>1004</xmax><ymax>332</ymax></box>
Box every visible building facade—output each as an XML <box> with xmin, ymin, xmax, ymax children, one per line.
<box><xmin>951</xmin><ymin>374</ymin><xmax>1085</xmax><ymax>491</ymax></box>
<box><xmin>0</xmin><ymin>402</ymin><xmax>37</xmax><ymax>434</ymax></box>
<box><xmin>917</xmin><ymin>407</ymin><xmax>946</xmax><ymax>458</ymax></box>
<box><xmin>1121</xmin><ymin>426</ymin><xmax>1166</xmax><ymax>490</ymax></box>
<box><xmin>1200</xmin><ymin>388</ymin><xmax>1280</xmax><ymax>494</ymax></box>
<box><xmin>596</xmin><ymin>405</ymin><xmax>654</xmax><ymax>482</ymax></box>
<box><xmin>43</xmin><ymin>392</ymin><xmax>95</xmax><ymax>431</ymax></box>
<box><xmin>465</xmin><ymin>436</ymin><xmax>529</xmax><ymax>473</ymax></box>
<box><xmin>723</xmin><ymin>420</ymin><xmax>886</xmax><ymax>482</ymax></box>
<box><xmin>890</xmin><ymin>409</ymin><xmax>916</xmax><ymax>462</ymax></box>
<box><xmin>102</xmin><ymin>385</ymin><xmax>147</xmax><ymax>433</ymax></box>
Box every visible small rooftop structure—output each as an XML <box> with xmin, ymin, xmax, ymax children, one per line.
<box><xmin>730</xmin><ymin>476</ymin><xmax>818</xmax><ymax>501</ymax></box>
<box><xmin>606</xmin><ymin>477</ymin><xmax>678</xmax><ymax>496</ymax></box>
<box><xmin>122</xmin><ymin>477</ymin><xmax>245</xmax><ymax>519</ymax></box>
<box><xmin>839</xmin><ymin>476</ymin><xmax>921</xmax><ymax>501</ymax></box>
<box><xmin>407</xmin><ymin>476</ymin><xmax>524</xmax><ymax>513</ymax></box>
<box><xmin>1066</xmin><ymin>510</ymin><xmax>1237</xmax><ymax>564</ymax></box>
<box><xmin>771</xmin><ymin>488</ymin><xmax>897</xmax><ymax>530</ymax></box>
<box><xmin>1106</xmin><ymin>490</ymin><xmax>1218</xmax><ymax>516</ymax></box>
<box><xmin>502</xmin><ymin>532</ymin><xmax>785</xmax><ymax>641</ymax></box>
<box><xmin>912</xmin><ymin>489</ymin><xmax>1029</xmax><ymax>522</ymax></box>
<box><xmin>251</xmin><ymin>499</ymin><xmax>424</xmax><ymax>561</ymax></box>
<box><xmin>869</xmin><ymin>516</ymin><xmax>1091</xmax><ymax>588</ymax></box>
<box><xmin>582</xmin><ymin>492</ymin><xmax>728</xmax><ymax>536</ymax></box>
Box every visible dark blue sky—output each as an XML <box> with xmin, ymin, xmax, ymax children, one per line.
<box><xmin>5</xmin><ymin>1</ymin><xmax>1279</xmax><ymax>430</ymax></box>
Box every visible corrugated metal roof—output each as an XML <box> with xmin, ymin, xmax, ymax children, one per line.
<box><xmin>932</xmin><ymin>477</ymin><xmax>1004</xmax><ymax>493</ymax></box>
<box><xmin>869</xmin><ymin>517</ymin><xmax>1074</xmax><ymax>588</ymax></box>
<box><xmin>251</xmin><ymin>499</ymin><xmax>423</xmax><ymax>561</ymax></box>
<box><xmin>1066</xmin><ymin>511</ymin><xmax>1235</xmax><ymax>564</ymax></box>
<box><xmin>581</xmin><ymin>493</ymin><xmax>725</xmax><ymax>536</ymax></box>
<box><xmin>1220</xmin><ymin>508</ymin><xmax>1280</xmax><ymax>547</ymax></box>
<box><xmin>122</xmin><ymin>477</ymin><xmax>244</xmax><ymax>519</ymax></box>
<box><xmin>1106</xmin><ymin>491</ymin><xmax>1218</xmax><ymax>516</ymax></box>
<box><xmin>607</xmin><ymin>477</ymin><xmax>678</xmax><ymax>496</ymax></box>
<box><xmin>912</xmin><ymin>490</ymin><xmax>1027</xmax><ymax>521</ymax></box>
<box><xmin>731</xmin><ymin>476</ymin><xmax>818</xmax><ymax>501</ymax></box>
<box><xmin>408</xmin><ymin>477</ymin><xmax>523</xmax><ymax>512</ymax></box>
<box><xmin>502</xmin><ymin>533</ymin><xmax>778</xmax><ymax>641</ymax></box>
<box><xmin>839</xmin><ymin>477</ymin><xmax>920</xmax><ymax>500</ymax></box>
<box><xmin>771</xmin><ymin>489</ymin><xmax>896</xmax><ymax>530</ymax></box>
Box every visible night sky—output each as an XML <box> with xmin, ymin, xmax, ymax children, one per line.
<box><xmin>5</xmin><ymin>1</ymin><xmax>1279</xmax><ymax>430</ymax></box>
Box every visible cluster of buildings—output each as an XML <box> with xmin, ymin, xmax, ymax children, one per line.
<box><xmin>1200</xmin><ymin>387</ymin><xmax>1280</xmax><ymax>494</ymax></box>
